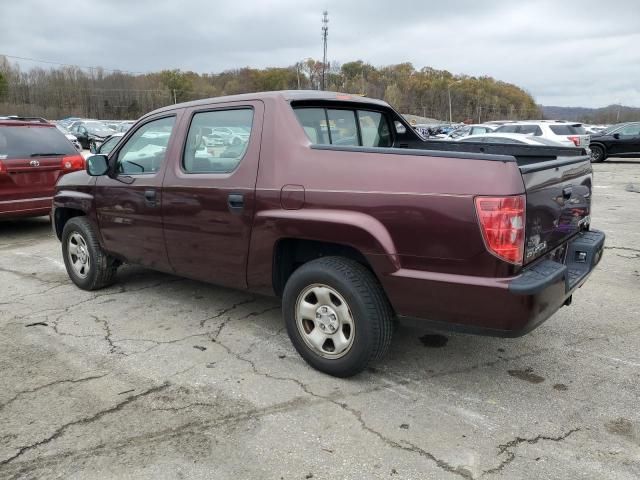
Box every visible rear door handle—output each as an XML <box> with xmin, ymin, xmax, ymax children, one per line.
<box><xmin>562</xmin><ymin>186</ymin><xmax>573</xmax><ymax>199</ymax></box>
<box><xmin>227</xmin><ymin>193</ymin><xmax>244</xmax><ymax>213</ymax></box>
<box><xmin>144</xmin><ymin>189</ymin><xmax>158</xmax><ymax>207</ymax></box>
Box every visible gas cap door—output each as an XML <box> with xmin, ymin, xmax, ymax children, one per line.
<box><xmin>280</xmin><ymin>184</ymin><xmax>305</xmax><ymax>210</ymax></box>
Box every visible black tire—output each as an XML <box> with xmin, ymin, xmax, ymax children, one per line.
<box><xmin>282</xmin><ymin>256</ymin><xmax>393</xmax><ymax>377</ymax></box>
<box><xmin>590</xmin><ymin>145</ymin><xmax>606</xmax><ymax>163</ymax></box>
<box><xmin>62</xmin><ymin>216</ymin><xmax>118</xmax><ymax>290</ymax></box>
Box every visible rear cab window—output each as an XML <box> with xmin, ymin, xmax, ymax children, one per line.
<box><xmin>0</xmin><ymin>125</ymin><xmax>76</xmax><ymax>160</ymax></box>
<box><xmin>294</xmin><ymin>106</ymin><xmax>392</xmax><ymax>148</ymax></box>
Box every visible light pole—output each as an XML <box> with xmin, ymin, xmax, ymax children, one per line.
<box><xmin>448</xmin><ymin>80</ymin><xmax>462</xmax><ymax>123</ymax></box>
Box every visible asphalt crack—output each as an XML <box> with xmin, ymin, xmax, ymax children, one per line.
<box><xmin>0</xmin><ymin>383</ymin><xmax>170</xmax><ymax>467</ymax></box>
<box><xmin>90</xmin><ymin>314</ymin><xmax>119</xmax><ymax>354</ymax></box>
<box><xmin>211</xmin><ymin>337</ymin><xmax>471</xmax><ymax>479</ymax></box>
<box><xmin>213</xmin><ymin>305</ymin><xmax>280</xmax><ymax>340</ymax></box>
<box><xmin>0</xmin><ymin>373</ymin><xmax>108</xmax><ymax>413</ymax></box>
<box><xmin>481</xmin><ymin>428</ymin><xmax>581</xmax><ymax>476</ymax></box>
<box><xmin>199</xmin><ymin>297</ymin><xmax>257</xmax><ymax>328</ymax></box>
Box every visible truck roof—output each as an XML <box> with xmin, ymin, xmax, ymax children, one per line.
<box><xmin>146</xmin><ymin>90</ymin><xmax>390</xmax><ymax>118</ymax></box>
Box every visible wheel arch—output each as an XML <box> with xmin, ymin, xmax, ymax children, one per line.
<box><xmin>52</xmin><ymin>190</ymin><xmax>94</xmax><ymax>240</ymax></box>
<box><xmin>247</xmin><ymin>209</ymin><xmax>400</xmax><ymax>297</ymax></box>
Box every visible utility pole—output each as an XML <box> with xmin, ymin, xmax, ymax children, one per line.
<box><xmin>173</xmin><ymin>89</ymin><xmax>177</xmax><ymax>104</ymax></box>
<box><xmin>321</xmin><ymin>10</ymin><xmax>328</xmax><ymax>91</ymax></box>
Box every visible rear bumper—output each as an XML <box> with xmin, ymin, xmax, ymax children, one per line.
<box><xmin>0</xmin><ymin>197</ymin><xmax>52</xmax><ymax>219</ymax></box>
<box><xmin>388</xmin><ymin>229</ymin><xmax>605</xmax><ymax>336</ymax></box>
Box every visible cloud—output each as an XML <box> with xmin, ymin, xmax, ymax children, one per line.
<box><xmin>1</xmin><ymin>0</ymin><xmax>638</xmax><ymax>107</ymax></box>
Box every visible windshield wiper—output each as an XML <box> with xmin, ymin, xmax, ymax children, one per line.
<box><xmin>30</xmin><ymin>152</ymin><xmax>66</xmax><ymax>157</ymax></box>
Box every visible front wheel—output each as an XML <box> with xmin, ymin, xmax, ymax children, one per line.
<box><xmin>282</xmin><ymin>257</ymin><xmax>393</xmax><ymax>377</ymax></box>
<box><xmin>62</xmin><ymin>217</ymin><xmax>119</xmax><ymax>290</ymax></box>
<box><xmin>590</xmin><ymin>145</ymin><xmax>605</xmax><ymax>163</ymax></box>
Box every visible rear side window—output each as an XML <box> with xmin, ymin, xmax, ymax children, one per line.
<box><xmin>495</xmin><ymin>125</ymin><xmax>518</xmax><ymax>133</ymax></box>
<box><xmin>183</xmin><ymin>108</ymin><xmax>253</xmax><ymax>174</ymax></box>
<box><xmin>0</xmin><ymin>125</ymin><xmax>76</xmax><ymax>160</ymax></box>
<box><xmin>496</xmin><ymin>125</ymin><xmax>542</xmax><ymax>136</ymax></box>
<box><xmin>549</xmin><ymin>125</ymin><xmax>587</xmax><ymax>135</ymax></box>
<box><xmin>294</xmin><ymin>107</ymin><xmax>392</xmax><ymax>148</ymax></box>
<box><xmin>517</xmin><ymin>125</ymin><xmax>543</xmax><ymax>136</ymax></box>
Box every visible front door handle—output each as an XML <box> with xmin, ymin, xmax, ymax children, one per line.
<box><xmin>144</xmin><ymin>189</ymin><xmax>157</xmax><ymax>207</ymax></box>
<box><xmin>562</xmin><ymin>186</ymin><xmax>573</xmax><ymax>200</ymax></box>
<box><xmin>227</xmin><ymin>193</ymin><xmax>244</xmax><ymax>213</ymax></box>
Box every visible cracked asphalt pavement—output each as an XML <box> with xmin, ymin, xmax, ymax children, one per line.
<box><xmin>1</xmin><ymin>160</ymin><xmax>639</xmax><ymax>479</ymax></box>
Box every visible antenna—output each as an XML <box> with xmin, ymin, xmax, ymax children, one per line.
<box><xmin>322</xmin><ymin>10</ymin><xmax>328</xmax><ymax>90</ymax></box>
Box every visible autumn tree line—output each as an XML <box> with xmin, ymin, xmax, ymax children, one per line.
<box><xmin>0</xmin><ymin>56</ymin><xmax>543</xmax><ymax>122</ymax></box>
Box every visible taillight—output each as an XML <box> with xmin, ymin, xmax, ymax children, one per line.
<box><xmin>567</xmin><ymin>136</ymin><xmax>580</xmax><ymax>147</ymax></box>
<box><xmin>474</xmin><ymin>195</ymin><xmax>525</xmax><ymax>265</ymax></box>
<box><xmin>0</xmin><ymin>160</ymin><xmax>6</xmax><ymax>175</ymax></box>
<box><xmin>61</xmin><ymin>154</ymin><xmax>85</xmax><ymax>171</ymax></box>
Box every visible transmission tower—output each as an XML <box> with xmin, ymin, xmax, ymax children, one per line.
<box><xmin>322</xmin><ymin>10</ymin><xmax>328</xmax><ymax>90</ymax></box>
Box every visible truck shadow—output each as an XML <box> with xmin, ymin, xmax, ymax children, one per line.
<box><xmin>112</xmin><ymin>266</ymin><xmax>536</xmax><ymax>383</ymax></box>
<box><xmin>0</xmin><ymin>216</ymin><xmax>51</xmax><ymax>237</ymax></box>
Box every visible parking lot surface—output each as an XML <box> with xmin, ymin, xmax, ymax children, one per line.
<box><xmin>1</xmin><ymin>160</ymin><xmax>639</xmax><ymax>479</ymax></box>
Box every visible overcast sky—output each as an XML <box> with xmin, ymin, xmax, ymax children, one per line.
<box><xmin>1</xmin><ymin>0</ymin><xmax>639</xmax><ymax>107</ymax></box>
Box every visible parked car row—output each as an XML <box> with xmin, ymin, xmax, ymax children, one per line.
<box><xmin>419</xmin><ymin>119</ymin><xmax>640</xmax><ymax>162</ymax></box>
<box><xmin>56</xmin><ymin>118</ymin><xmax>134</xmax><ymax>150</ymax></box>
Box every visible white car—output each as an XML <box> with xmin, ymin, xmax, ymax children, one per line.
<box><xmin>493</xmin><ymin>121</ymin><xmax>590</xmax><ymax>149</ymax></box>
<box><xmin>456</xmin><ymin>132</ymin><xmax>566</xmax><ymax>146</ymax></box>
<box><xmin>443</xmin><ymin>124</ymin><xmax>497</xmax><ymax>139</ymax></box>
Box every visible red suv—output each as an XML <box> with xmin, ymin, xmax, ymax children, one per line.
<box><xmin>0</xmin><ymin>117</ymin><xmax>85</xmax><ymax>220</ymax></box>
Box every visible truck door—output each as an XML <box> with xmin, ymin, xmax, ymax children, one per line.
<box><xmin>162</xmin><ymin>101</ymin><xmax>264</xmax><ymax>289</ymax></box>
<box><xmin>94</xmin><ymin>114</ymin><xmax>179</xmax><ymax>272</ymax></box>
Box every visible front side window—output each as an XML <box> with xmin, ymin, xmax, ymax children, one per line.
<box><xmin>183</xmin><ymin>108</ymin><xmax>253</xmax><ymax>174</ymax></box>
<box><xmin>619</xmin><ymin>123</ymin><xmax>640</xmax><ymax>137</ymax></box>
<box><xmin>100</xmin><ymin>136</ymin><xmax>121</xmax><ymax>155</ymax></box>
<box><xmin>117</xmin><ymin>116</ymin><xmax>175</xmax><ymax>175</ymax></box>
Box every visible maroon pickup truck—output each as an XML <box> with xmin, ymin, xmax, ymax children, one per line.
<box><xmin>53</xmin><ymin>91</ymin><xmax>605</xmax><ymax>377</ymax></box>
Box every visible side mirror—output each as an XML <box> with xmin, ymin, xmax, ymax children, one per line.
<box><xmin>86</xmin><ymin>154</ymin><xmax>109</xmax><ymax>176</ymax></box>
<box><xmin>613</xmin><ymin>133</ymin><xmax>620</xmax><ymax>139</ymax></box>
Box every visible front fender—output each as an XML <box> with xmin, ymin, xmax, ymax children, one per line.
<box><xmin>52</xmin><ymin>173</ymin><xmax>97</xmax><ymax>240</ymax></box>
<box><xmin>246</xmin><ymin>209</ymin><xmax>400</xmax><ymax>294</ymax></box>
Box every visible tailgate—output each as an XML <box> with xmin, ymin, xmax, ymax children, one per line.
<box><xmin>0</xmin><ymin>156</ymin><xmax>65</xmax><ymax>201</ymax></box>
<box><xmin>0</xmin><ymin>124</ymin><xmax>78</xmax><ymax>202</ymax></box>
<box><xmin>520</xmin><ymin>156</ymin><xmax>592</xmax><ymax>264</ymax></box>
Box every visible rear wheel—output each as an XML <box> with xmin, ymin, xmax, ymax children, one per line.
<box><xmin>282</xmin><ymin>257</ymin><xmax>393</xmax><ymax>377</ymax></box>
<box><xmin>590</xmin><ymin>145</ymin><xmax>605</xmax><ymax>163</ymax></box>
<box><xmin>62</xmin><ymin>217</ymin><xmax>118</xmax><ymax>290</ymax></box>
